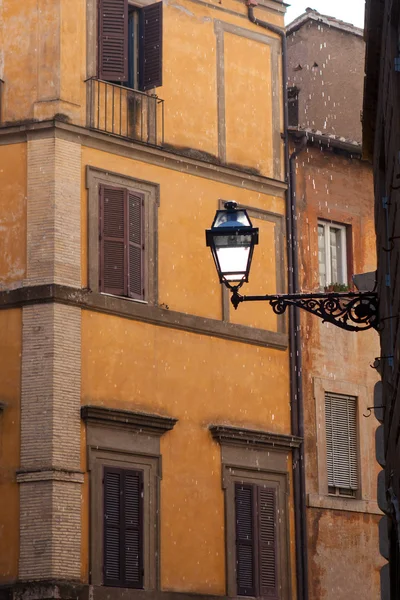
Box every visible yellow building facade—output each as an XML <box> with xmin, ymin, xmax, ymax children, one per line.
<box><xmin>0</xmin><ymin>1</ymin><xmax>298</xmax><ymax>599</ymax></box>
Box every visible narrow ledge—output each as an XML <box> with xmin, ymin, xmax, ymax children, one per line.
<box><xmin>209</xmin><ymin>424</ymin><xmax>302</xmax><ymax>451</ymax></box>
<box><xmin>81</xmin><ymin>405</ymin><xmax>178</xmax><ymax>436</ymax></box>
<box><xmin>0</xmin><ymin>284</ymin><xmax>288</xmax><ymax>351</ymax></box>
<box><xmin>16</xmin><ymin>468</ymin><xmax>84</xmax><ymax>484</ymax></box>
<box><xmin>307</xmin><ymin>493</ymin><xmax>382</xmax><ymax>515</ymax></box>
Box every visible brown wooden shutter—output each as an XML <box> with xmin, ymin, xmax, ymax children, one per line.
<box><xmin>103</xmin><ymin>467</ymin><xmax>144</xmax><ymax>588</ymax></box>
<box><xmin>258</xmin><ymin>486</ymin><xmax>278</xmax><ymax>599</ymax></box>
<box><xmin>98</xmin><ymin>0</ymin><xmax>129</xmax><ymax>82</ymax></box>
<box><xmin>124</xmin><ymin>471</ymin><xmax>144</xmax><ymax>587</ymax></box>
<box><xmin>235</xmin><ymin>483</ymin><xmax>256</xmax><ymax>597</ymax></box>
<box><xmin>99</xmin><ymin>185</ymin><xmax>127</xmax><ymax>296</ymax></box>
<box><xmin>139</xmin><ymin>2</ymin><xmax>163</xmax><ymax>91</ymax></box>
<box><xmin>104</xmin><ymin>468</ymin><xmax>122</xmax><ymax>585</ymax></box>
<box><xmin>128</xmin><ymin>193</ymin><xmax>144</xmax><ymax>299</ymax></box>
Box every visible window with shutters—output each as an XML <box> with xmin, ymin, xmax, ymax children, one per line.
<box><xmin>103</xmin><ymin>467</ymin><xmax>144</xmax><ymax>588</ymax></box>
<box><xmin>99</xmin><ymin>184</ymin><xmax>145</xmax><ymax>300</ymax></box>
<box><xmin>87</xmin><ymin>167</ymin><xmax>159</xmax><ymax>305</ymax></box>
<box><xmin>235</xmin><ymin>483</ymin><xmax>278</xmax><ymax>599</ymax></box>
<box><xmin>97</xmin><ymin>0</ymin><xmax>163</xmax><ymax>91</ymax></box>
<box><xmin>325</xmin><ymin>392</ymin><xmax>359</xmax><ymax>498</ymax></box>
<box><xmin>219</xmin><ymin>450</ymin><xmax>291</xmax><ymax>600</ymax></box>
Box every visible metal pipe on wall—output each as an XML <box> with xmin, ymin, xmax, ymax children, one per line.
<box><xmin>246</xmin><ymin>4</ymin><xmax>309</xmax><ymax>599</ymax></box>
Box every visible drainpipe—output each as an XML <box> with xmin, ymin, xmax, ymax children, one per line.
<box><xmin>246</xmin><ymin>4</ymin><xmax>309</xmax><ymax>599</ymax></box>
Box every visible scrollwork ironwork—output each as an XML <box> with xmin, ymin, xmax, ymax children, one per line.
<box><xmin>230</xmin><ymin>290</ymin><xmax>378</xmax><ymax>332</ymax></box>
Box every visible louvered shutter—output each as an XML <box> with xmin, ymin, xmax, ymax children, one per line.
<box><xmin>139</xmin><ymin>2</ymin><xmax>163</xmax><ymax>91</ymax></box>
<box><xmin>325</xmin><ymin>393</ymin><xmax>359</xmax><ymax>491</ymax></box>
<box><xmin>235</xmin><ymin>484</ymin><xmax>256</xmax><ymax>597</ymax></box>
<box><xmin>103</xmin><ymin>468</ymin><xmax>144</xmax><ymax>588</ymax></box>
<box><xmin>124</xmin><ymin>471</ymin><xmax>143</xmax><ymax>588</ymax></box>
<box><xmin>104</xmin><ymin>468</ymin><xmax>122</xmax><ymax>585</ymax></box>
<box><xmin>128</xmin><ymin>193</ymin><xmax>144</xmax><ymax>299</ymax></box>
<box><xmin>99</xmin><ymin>0</ymin><xmax>128</xmax><ymax>82</ymax></box>
<box><xmin>258</xmin><ymin>487</ymin><xmax>278</xmax><ymax>599</ymax></box>
<box><xmin>99</xmin><ymin>185</ymin><xmax>127</xmax><ymax>296</ymax></box>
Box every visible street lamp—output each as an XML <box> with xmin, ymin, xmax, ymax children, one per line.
<box><xmin>205</xmin><ymin>201</ymin><xmax>259</xmax><ymax>285</ymax></box>
<box><xmin>206</xmin><ymin>201</ymin><xmax>379</xmax><ymax>332</ymax></box>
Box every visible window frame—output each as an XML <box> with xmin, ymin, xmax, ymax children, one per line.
<box><xmin>89</xmin><ymin>448</ymin><xmax>159</xmax><ymax>589</ymax></box>
<box><xmin>224</xmin><ymin>466</ymin><xmax>288</xmax><ymax>599</ymax></box>
<box><xmin>309</xmin><ymin>376</ymin><xmax>382</xmax><ymax>515</ymax></box>
<box><xmin>94</xmin><ymin>0</ymin><xmax>163</xmax><ymax>90</ymax></box>
<box><xmin>325</xmin><ymin>392</ymin><xmax>359</xmax><ymax>499</ymax></box>
<box><xmin>86</xmin><ymin>166</ymin><xmax>159</xmax><ymax>305</ymax></box>
<box><xmin>317</xmin><ymin>220</ymin><xmax>348</xmax><ymax>289</ymax></box>
<box><xmin>214</xmin><ymin>435</ymin><xmax>292</xmax><ymax>600</ymax></box>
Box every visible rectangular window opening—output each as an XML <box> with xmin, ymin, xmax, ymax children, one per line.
<box><xmin>325</xmin><ymin>392</ymin><xmax>359</xmax><ymax>499</ymax></box>
<box><xmin>318</xmin><ymin>220</ymin><xmax>348</xmax><ymax>290</ymax></box>
<box><xmin>99</xmin><ymin>184</ymin><xmax>145</xmax><ymax>301</ymax></box>
<box><xmin>103</xmin><ymin>467</ymin><xmax>144</xmax><ymax>588</ymax></box>
<box><xmin>288</xmin><ymin>86</ymin><xmax>299</xmax><ymax>127</ymax></box>
<box><xmin>235</xmin><ymin>483</ymin><xmax>278</xmax><ymax>598</ymax></box>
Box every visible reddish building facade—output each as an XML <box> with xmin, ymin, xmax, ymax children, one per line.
<box><xmin>288</xmin><ymin>10</ymin><xmax>383</xmax><ymax>600</ymax></box>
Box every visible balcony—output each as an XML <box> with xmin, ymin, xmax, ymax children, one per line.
<box><xmin>86</xmin><ymin>78</ymin><xmax>164</xmax><ymax>147</ymax></box>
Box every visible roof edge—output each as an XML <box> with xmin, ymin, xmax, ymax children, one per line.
<box><xmin>286</xmin><ymin>9</ymin><xmax>364</xmax><ymax>37</ymax></box>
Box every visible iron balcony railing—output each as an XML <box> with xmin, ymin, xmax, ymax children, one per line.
<box><xmin>86</xmin><ymin>78</ymin><xmax>164</xmax><ymax>147</ymax></box>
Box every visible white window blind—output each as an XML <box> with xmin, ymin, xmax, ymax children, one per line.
<box><xmin>325</xmin><ymin>393</ymin><xmax>358</xmax><ymax>494</ymax></box>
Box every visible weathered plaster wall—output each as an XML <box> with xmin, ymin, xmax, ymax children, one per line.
<box><xmin>81</xmin><ymin>312</ymin><xmax>293</xmax><ymax>593</ymax></box>
<box><xmin>287</xmin><ymin>22</ymin><xmax>365</xmax><ymax>142</ymax></box>
<box><xmin>294</xmin><ymin>144</ymin><xmax>383</xmax><ymax>599</ymax></box>
<box><xmin>1</xmin><ymin>0</ymin><xmax>284</xmax><ymax>178</ymax></box>
<box><xmin>81</xmin><ymin>146</ymin><xmax>285</xmax><ymax>328</ymax></box>
<box><xmin>0</xmin><ymin>309</ymin><xmax>22</xmax><ymax>583</ymax></box>
<box><xmin>0</xmin><ymin>144</ymin><xmax>26</xmax><ymax>289</ymax></box>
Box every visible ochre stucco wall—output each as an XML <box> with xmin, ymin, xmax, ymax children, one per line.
<box><xmin>0</xmin><ymin>144</ymin><xmax>26</xmax><ymax>288</ymax></box>
<box><xmin>0</xmin><ymin>309</ymin><xmax>22</xmax><ymax>583</ymax></box>
<box><xmin>81</xmin><ymin>146</ymin><xmax>285</xmax><ymax>327</ymax></box>
<box><xmin>1</xmin><ymin>0</ymin><xmax>284</xmax><ymax>178</ymax></box>
<box><xmin>81</xmin><ymin>312</ymin><xmax>292</xmax><ymax>593</ymax></box>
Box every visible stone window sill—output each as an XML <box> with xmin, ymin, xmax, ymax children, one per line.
<box><xmin>307</xmin><ymin>493</ymin><xmax>382</xmax><ymax>515</ymax></box>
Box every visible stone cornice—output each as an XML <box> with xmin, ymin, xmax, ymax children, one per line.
<box><xmin>81</xmin><ymin>405</ymin><xmax>178</xmax><ymax>436</ymax></box>
<box><xmin>288</xmin><ymin>128</ymin><xmax>362</xmax><ymax>156</ymax></box>
<box><xmin>0</xmin><ymin>119</ymin><xmax>287</xmax><ymax>196</ymax></box>
<box><xmin>16</xmin><ymin>469</ymin><xmax>85</xmax><ymax>484</ymax></box>
<box><xmin>0</xmin><ymin>284</ymin><xmax>288</xmax><ymax>350</ymax></box>
<box><xmin>209</xmin><ymin>424</ymin><xmax>302</xmax><ymax>450</ymax></box>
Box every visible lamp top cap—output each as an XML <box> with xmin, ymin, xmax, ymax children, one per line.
<box><xmin>224</xmin><ymin>201</ymin><xmax>238</xmax><ymax>210</ymax></box>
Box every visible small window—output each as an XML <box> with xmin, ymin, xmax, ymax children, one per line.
<box><xmin>98</xmin><ymin>0</ymin><xmax>163</xmax><ymax>91</ymax></box>
<box><xmin>288</xmin><ymin>86</ymin><xmax>299</xmax><ymax>127</ymax></box>
<box><xmin>99</xmin><ymin>184</ymin><xmax>144</xmax><ymax>300</ymax></box>
<box><xmin>235</xmin><ymin>483</ymin><xmax>278</xmax><ymax>598</ymax></box>
<box><xmin>104</xmin><ymin>467</ymin><xmax>144</xmax><ymax>588</ymax></box>
<box><xmin>318</xmin><ymin>220</ymin><xmax>348</xmax><ymax>289</ymax></box>
<box><xmin>325</xmin><ymin>392</ymin><xmax>359</xmax><ymax>497</ymax></box>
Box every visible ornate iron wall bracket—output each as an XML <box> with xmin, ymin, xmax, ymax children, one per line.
<box><xmin>229</xmin><ymin>288</ymin><xmax>379</xmax><ymax>332</ymax></box>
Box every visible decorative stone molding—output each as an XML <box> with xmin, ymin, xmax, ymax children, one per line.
<box><xmin>81</xmin><ymin>405</ymin><xmax>178</xmax><ymax>436</ymax></box>
<box><xmin>16</xmin><ymin>469</ymin><xmax>84</xmax><ymax>484</ymax></box>
<box><xmin>0</xmin><ymin>284</ymin><xmax>288</xmax><ymax>350</ymax></box>
<box><xmin>209</xmin><ymin>424</ymin><xmax>302</xmax><ymax>451</ymax></box>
